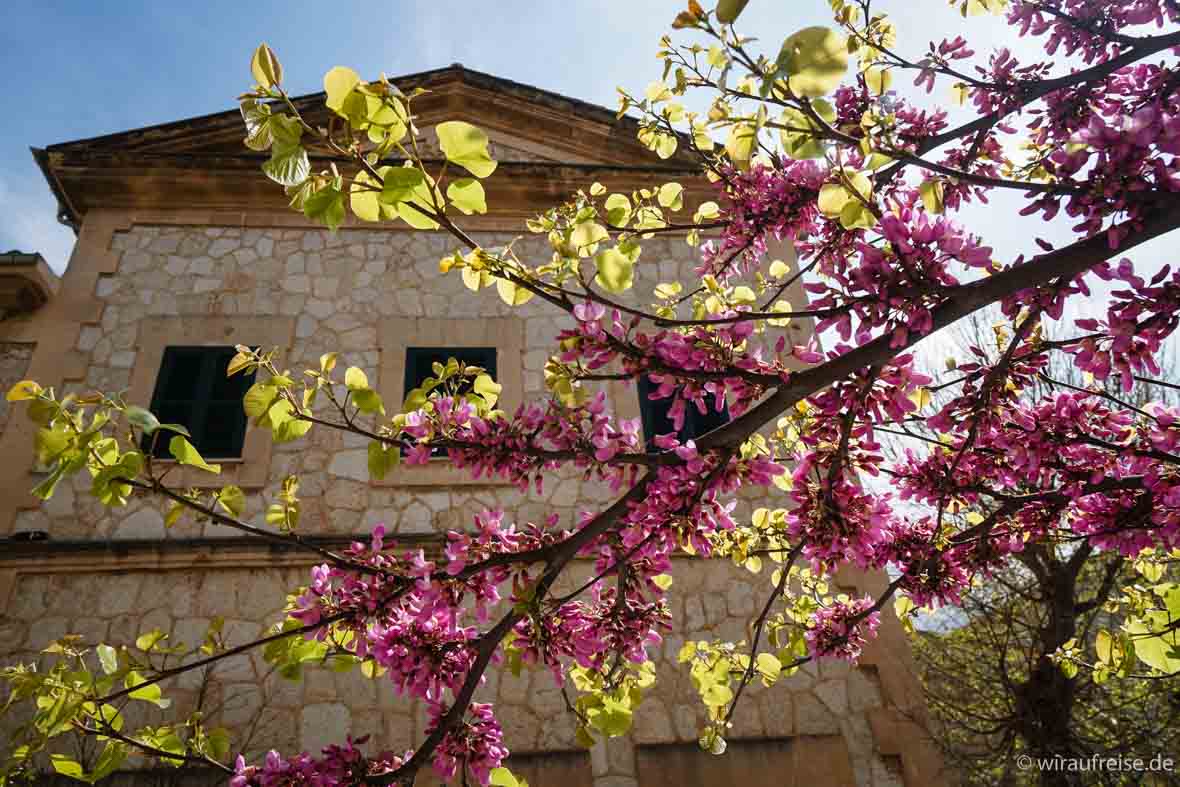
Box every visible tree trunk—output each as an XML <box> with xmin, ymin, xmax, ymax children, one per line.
<box><xmin>1013</xmin><ymin>551</ymin><xmax>1082</xmax><ymax>787</ymax></box>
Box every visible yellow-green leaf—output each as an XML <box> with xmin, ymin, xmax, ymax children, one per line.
<box><xmin>864</xmin><ymin>66</ymin><xmax>892</xmax><ymax>96</ymax></box>
<box><xmin>250</xmin><ymin>43</ymin><xmax>282</xmax><ymax>88</ymax></box>
<box><xmin>818</xmin><ymin>184</ymin><xmax>852</xmax><ymax>217</ymax></box>
<box><xmin>474</xmin><ymin>373</ymin><xmax>502</xmax><ymax>406</ymax></box>
<box><xmin>125</xmin><ymin>405</ymin><xmax>160</xmax><ymax>435</ymax></box>
<box><xmin>496</xmin><ymin>277</ymin><xmax>534</xmax><ymax>307</ymax></box>
<box><xmin>1096</xmin><ymin>629</ymin><xmax>1114</xmax><ymax>665</ymax></box>
<box><xmin>695</xmin><ymin>201</ymin><xmax>720</xmax><ymax>221</ymax></box>
<box><xmin>97</xmin><ymin>644</ymin><xmax>119</xmax><ymax>675</ymax></box>
<box><xmin>436</xmin><ymin>121</ymin><xmax>498</xmax><ymax>178</ymax></box>
<box><xmin>657</xmin><ymin>182</ymin><xmax>684</xmax><ymax>211</ymax></box>
<box><xmin>125</xmin><ymin>671</ymin><xmax>170</xmax><ymax>708</ymax></box>
<box><xmin>165</xmin><ymin>502</ymin><xmax>185</xmax><ymax>529</ymax></box>
<box><xmin>367</xmin><ymin>442</ymin><xmax>400</xmax><ymax>480</ymax></box>
<box><xmin>716</xmin><ymin>0</ymin><xmax>750</xmax><ymax>23</ymax></box>
<box><xmin>725</xmin><ymin>123</ymin><xmax>757</xmax><ymax>164</ymax></box>
<box><xmin>227</xmin><ymin>351</ymin><xmax>252</xmax><ymax>377</ymax></box>
<box><xmin>6</xmin><ymin>380</ymin><xmax>42</xmax><ymax>401</ymax></box>
<box><xmin>345</xmin><ymin>367</ymin><xmax>369</xmax><ymax>391</ymax></box>
<box><xmin>595</xmin><ymin>247</ymin><xmax>635</xmax><ymax>294</ymax></box>
<box><xmin>779</xmin><ymin>27</ymin><xmax>850</xmax><ymax>98</ymax></box>
<box><xmin>489</xmin><ymin>767</ymin><xmax>520</xmax><ymax>787</ymax></box>
<box><xmin>731</xmin><ymin>285</ymin><xmax>757</xmax><ymax>304</ymax></box>
<box><xmin>446</xmin><ymin>178</ymin><xmax>487</xmax><ymax>215</ymax></box>
<box><xmin>839</xmin><ymin>200</ymin><xmax>875</xmax><ymax>230</ymax></box>
<box><xmin>51</xmin><ymin>755</ymin><xmax>84</xmax><ymax>779</ymax></box>
<box><xmin>571</xmin><ymin>222</ymin><xmax>609</xmax><ymax>257</ymax></box>
<box><xmin>351</xmin><ymin>167</ymin><xmax>392</xmax><ymax>222</ymax></box>
<box><xmin>244</xmin><ymin>383</ymin><xmax>277</xmax><ymax>419</ymax></box>
<box><xmin>217</xmin><ymin>485</ymin><xmax>246</xmax><ymax>518</ymax></box>
<box><xmin>462</xmin><ymin>266</ymin><xmax>494</xmax><ymax>291</ymax></box>
<box><xmin>605</xmin><ymin>193</ymin><xmax>632</xmax><ymax>227</ymax></box>
<box><xmin>919</xmin><ymin>179</ymin><xmax>945</xmax><ymax>214</ymax></box>
<box><xmin>352</xmin><ymin>389</ymin><xmax>385</xmax><ymax>415</ymax></box>
<box><xmin>755</xmin><ymin>652</ymin><xmax>782</xmax><ymax>682</ymax></box>
<box><xmin>168</xmin><ymin>436</ymin><xmax>221</xmax><ymax>474</ymax></box>
<box><xmin>324</xmin><ymin>66</ymin><xmax>362</xmax><ymax>115</ymax></box>
<box><xmin>655</xmin><ymin>281</ymin><xmax>682</xmax><ymax>299</ymax></box>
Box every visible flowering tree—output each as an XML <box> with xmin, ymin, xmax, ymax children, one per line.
<box><xmin>5</xmin><ymin>0</ymin><xmax>1180</xmax><ymax>785</ymax></box>
<box><xmin>900</xmin><ymin>314</ymin><xmax>1180</xmax><ymax>779</ymax></box>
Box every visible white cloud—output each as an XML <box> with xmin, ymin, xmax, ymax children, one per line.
<box><xmin>0</xmin><ymin>176</ymin><xmax>74</xmax><ymax>274</ymax></box>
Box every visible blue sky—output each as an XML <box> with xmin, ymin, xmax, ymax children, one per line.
<box><xmin>0</xmin><ymin>0</ymin><xmax>1171</xmax><ymax>284</ymax></box>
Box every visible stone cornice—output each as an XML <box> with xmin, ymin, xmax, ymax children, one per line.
<box><xmin>35</xmin><ymin>64</ymin><xmax>706</xmax><ymax>230</ymax></box>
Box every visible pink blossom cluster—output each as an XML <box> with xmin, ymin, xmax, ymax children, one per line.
<box><xmin>559</xmin><ymin>299</ymin><xmax>788</xmax><ymax>428</ymax></box>
<box><xmin>402</xmin><ymin>387</ymin><xmax>644</xmax><ymax>493</ymax></box>
<box><xmin>1010</xmin><ymin>0</ymin><xmax>1175</xmax><ymax>64</ymax></box>
<box><xmin>1071</xmin><ymin>261</ymin><xmax>1180</xmax><ymax>390</ymax></box>
<box><xmin>1019</xmin><ymin>61</ymin><xmax>1180</xmax><ymax>243</ymax></box>
<box><xmin>899</xmin><ymin>390</ymin><xmax>1180</xmax><ymax>562</ymax></box>
<box><xmin>805</xmin><ymin>596</ymin><xmax>881</xmax><ymax>661</ymax></box>
<box><xmin>428</xmin><ymin>701</ymin><xmax>510</xmax><ymax>785</ymax></box>
<box><xmin>807</xmin><ymin>194</ymin><xmax>993</xmax><ymax>349</ymax></box>
<box><xmin>230</xmin><ymin>739</ymin><xmax>406</xmax><ymax>787</ymax></box>
<box><xmin>697</xmin><ymin>161</ymin><xmax>826</xmax><ymax>281</ymax></box>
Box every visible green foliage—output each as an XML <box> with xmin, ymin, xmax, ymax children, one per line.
<box><xmin>367</xmin><ymin>441</ymin><xmax>400</xmax><ymax>480</ymax></box>
<box><xmin>264</xmin><ymin>618</ymin><xmax>330</xmax><ymax>681</ymax></box>
<box><xmin>266</xmin><ymin>475</ymin><xmax>301</xmax><ymax>531</ymax></box>
<box><xmin>436</xmin><ymin>121</ymin><xmax>498</xmax><ymax>178</ymax></box>
<box><xmin>715</xmin><ymin>0</ymin><xmax>749</xmax><ymax>24</ymax></box>
<box><xmin>567</xmin><ymin>661</ymin><xmax>657</xmax><ymax>747</ymax></box>
<box><xmin>777</xmin><ymin>27</ymin><xmax>850</xmax><ymax>98</ymax></box>
<box><xmin>447</xmin><ymin>178</ymin><xmax>488</xmax><ymax>215</ymax></box>
<box><xmin>168</xmin><ymin>436</ymin><xmax>220</xmax><ymax>474</ymax></box>
<box><xmin>250</xmin><ymin>43</ymin><xmax>282</xmax><ymax>89</ymax></box>
<box><xmin>260</xmin><ymin>116</ymin><xmax>309</xmax><ymax>187</ymax></box>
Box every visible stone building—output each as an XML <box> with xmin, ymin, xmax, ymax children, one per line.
<box><xmin>0</xmin><ymin>66</ymin><xmax>943</xmax><ymax>786</ymax></box>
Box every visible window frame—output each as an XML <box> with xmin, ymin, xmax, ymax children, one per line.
<box><xmin>144</xmin><ymin>345</ymin><xmax>256</xmax><ymax>460</ymax></box>
<box><xmin>125</xmin><ymin>315</ymin><xmax>294</xmax><ymax>489</ymax></box>
<box><xmin>376</xmin><ymin>317</ymin><xmax>523</xmax><ymax>486</ymax></box>
<box><xmin>402</xmin><ymin>345</ymin><xmax>498</xmax><ymax>457</ymax></box>
<box><xmin>636</xmin><ymin>375</ymin><xmax>730</xmax><ymax>450</ymax></box>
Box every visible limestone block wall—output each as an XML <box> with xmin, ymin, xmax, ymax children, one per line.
<box><xmin>0</xmin><ymin>342</ymin><xmax>33</xmax><ymax>436</ymax></box>
<box><xmin>1</xmin><ymin>556</ymin><xmax>909</xmax><ymax>787</ymax></box>
<box><xmin>0</xmin><ymin>216</ymin><xmax>940</xmax><ymax>786</ymax></box>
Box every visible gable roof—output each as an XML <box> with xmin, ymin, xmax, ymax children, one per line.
<box><xmin>34</xmin><ymin>64</ymin><xmax>702</xmax><ymax>229</ymax></box>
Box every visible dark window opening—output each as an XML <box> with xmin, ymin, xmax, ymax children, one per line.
<box><xmin>143</xmin><ymin>346</ymin><xmax>255</xmax><ymax>460</ymax></box>
<box><xmin>403</xmin><ymin>346</ymin><xmax>497</xmax><ymax>455</ymax></box>
<box><xmin>637</xmin><ymin>375</ymin><xmax>729</xmax><ymax>451</ymax></box>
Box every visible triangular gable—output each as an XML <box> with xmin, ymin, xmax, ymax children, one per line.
<box><xmin>41</xmin><ymin>65</ymin><xmax>690</xmax><ymax>168</ymax></box>
<box><xmin>34</xmin><ymin>65</ymin><xmax>704</xmax><ymax>228</ymax></box>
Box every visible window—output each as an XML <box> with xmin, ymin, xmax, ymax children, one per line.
<box><xmin>144</xmin><ymin>346</ymin><xmax>255</xmax><ymax>459</ymax></box>
<box><xmin>637</xmin><ymin>375</ymin><xmax>729</xmax><ymax>451</ymax></box>
<box><xmin>403</xmin><ymin>346</ymin><xmax>497</xmax><ymax>456</ymax></box>
<box><xmin>403</xmin><ymin>346</ymin><xmax>498</xmax><ymax>397</ymax></box>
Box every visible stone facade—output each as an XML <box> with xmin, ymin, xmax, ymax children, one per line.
<box><xmin>0</xmin><ymin>342</ymin><xmax>34</xmax><ymax>436</ymax></box>
<box><xmin>0</xmin><ymin>66</ymin><xmax>943</xmax><ymax>787</ymax></box>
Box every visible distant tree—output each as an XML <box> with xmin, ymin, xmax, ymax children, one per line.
<box><xmin>892</xmin><ymin>315</ymin><xmax>1180</xmax><ymax>785</ymax></box>
<box><xmin>5</xmin><ymin>2</ymin><xmax>1180</xmax><ymax>786</ymax></box>
<box><xmin>913</xmin><ymin>556</ymin><xmax>1180</xmax><ymax>786</ymax></box>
